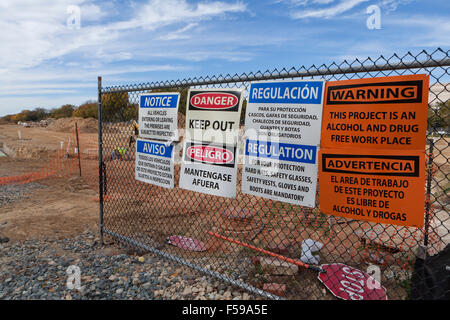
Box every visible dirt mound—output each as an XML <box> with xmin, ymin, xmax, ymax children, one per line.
<box><xmin>47</xmin><ymin>117</ymin><xmax>98</xmax><ymax>134</ymax></box>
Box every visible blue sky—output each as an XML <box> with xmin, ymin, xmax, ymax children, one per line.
<box><xmin>0</xmin><ymin>0</ymin><xmax>449</xmax><ymax>116</ymax></box>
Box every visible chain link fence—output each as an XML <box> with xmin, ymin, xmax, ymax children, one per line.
<box><xmin>94</xmin><ymin>48</ymin><xmax>449</xmax><ymax>300</ymax></box>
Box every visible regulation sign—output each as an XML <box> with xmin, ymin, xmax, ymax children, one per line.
<box><xmin>242</xmin><ymin>80</ymin><xmax>325</xmax><ymax>207</ymax></box>
<box><xmin>135</xmin><ymin>138</ymin><xmax>174</xmax><ymax>189</ymax></box>
<box><xmin>138</xmin><ymin>92</ymin><xmax>179</xmax><ymax>141</ymax></box>
<box><xmin>179</xmin><ymin>141</ymin><xmax>238</xmax><ymax>198</ymax></box>
<box><xmin>319</xmin><ymin>74</ymin><xmax>429</xmax><ymax>227</ymax></box>
<box><xmin>242</xmin><ymin>139</ymin><xmax>318</xmax><ymax>207</ymax></box>
<box><xmin>185</xmin><ymin>89</ymin><xmax>244</xmax><ymax>145</ymax></box>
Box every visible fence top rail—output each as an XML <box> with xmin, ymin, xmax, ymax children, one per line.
<box><xmin>100</xmin><ymin>48</ymin><xmax>450</xmax><ymax>94</ymax></box>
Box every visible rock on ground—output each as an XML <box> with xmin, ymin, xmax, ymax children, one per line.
<box><xmin>0</xmin><ymin>230</ymin><xmax>259</xmax><ymax>300</ymax></box>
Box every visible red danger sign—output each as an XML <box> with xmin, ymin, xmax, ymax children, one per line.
<box><xmin>186</xmin><ymin>145</ymin><xmax>234</xmax><ymax>165</ymax></box>
<box><xmin>318</xmin><ymin>263</ymin><xmax>387</xmax><ymax>300</ymax></box>
<box><xmin>185</xmin><ymin>89</ymin><xmax>244</xmax><ymax>145</ymax></box>
<box><xmin>190</xmin><ymin>92</ymin><xmax>239</xmax><ymax>110</ymax></box>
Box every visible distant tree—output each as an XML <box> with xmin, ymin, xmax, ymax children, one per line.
<box><xmin>0</xmin><ymin>114</ymin><xmax>14</xmax><ymax>123</ymax></box>
<box><xmin>146</xmin><ymin>87</ymin><xmax>189</xmax><ymax>116</ymax></box>
<box><xmin>12</xmin><ymin>110</ymin><xmax>32</xmax><ymax>122</ymax></box>
<box><xmin>50</xmin><ymin>104</ymin><xmax>75</xmax><ymax>119</ymax></box>
<box><xmin>428</xmin><ymin>100</ymin><xmax>449</xmax><ymax>131</ymax></box>
<box><xmin>102</xmin><ymin>92</ymin><xmax>140</xmax><ymax>122</ymax></box>
<box><xmin>73</xmin><ymin>101</ymin><xmax>98</xmax><ymax>119</ymax></box>
<box><xmin>28</xmin><ymin>108</ymin><xmax>49</xmax><ymax>121</ymax></box>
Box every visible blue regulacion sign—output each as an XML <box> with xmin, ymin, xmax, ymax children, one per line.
<box><xmin>245</xmin><ymin>139</ymin><xmax>316</xmax><ymax>164</ymax></box>
<box><xmin>248</xmin><ymin>81</ymin><xmax>323</xmax><ymax>104</ymax></box>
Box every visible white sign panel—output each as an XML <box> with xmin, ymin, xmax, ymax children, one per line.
<box><xmin>135</xmin><ymin>138</ymin><xmax>174</xmax><ymax>189</ymax></box>
<box><xmin>242</xmin><ymin>80</ymin><xmax>325</xmax><ymax>207</ymax></box>
<box><xmin>138</xmin><ymin>92</ymin><xmax>179</xmax><ymax>141</ymax></box>
<box><xmin>185</xmin><ymin>89</ymin><xmax>244</xmax><ymax>145</ymax></box>
<box><xmin>242</xmin><ymin>140</ymin><xmax>319</xmax><ymax>207</ymax></box>
<box><xmin>244</xmin><ymin>80</ymin><xmax>324</xmax><ymax>145</ymax></box>
<box><xmin>179</xmin><ymin>141</ymin><xmax>238</xmax><ymax>198</ymax></box>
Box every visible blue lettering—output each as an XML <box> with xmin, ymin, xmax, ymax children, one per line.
<box><xmin>139</xmin><ymin>94</ymin><xmax>179</xmax><ymax>108</ymax></box>
<box><xmin>245</xmin><ymin>139</ymin><xmax>316</xmax><ymax>164</ymax></box>
<box><xmin>248</xmin><ymin>81</ymin><xmax>323</xmax><ymax>104</ymax></box>
<box><xmin>137</xmin><ymin>139</ymin><xmax>173</xmax><ymax>158</ymax></box>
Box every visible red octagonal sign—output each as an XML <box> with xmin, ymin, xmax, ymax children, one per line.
<box><xmin>318</xmin><ymin>263</ymin><xmax>387</xmax><ymax>300</ymax></box>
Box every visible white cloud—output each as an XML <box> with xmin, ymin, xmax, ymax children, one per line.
<box><xmin>283</xmin><ymin>0</ymin><xmax>415</xmax><ymax>19</ymax></box>
<box><xmin>0</xmin><ymin>0</ymin><xmax>249</xmax><ymax>116</ymax></box>
<box><xmin>379</xmin><ymin>0</ymin><xmax>415</xmax><ymax>12</ymax></box>
<box><xmin>0</xmin><ymin>0</ymin><xmax>247</xmax><ymax>70</ymax></box>
<box><xmin>158</xmin><ymin>23</ymin><xmax>199</xmax><ymax>41</ymax></box>
<box><xmin>80</xmin><ymin>4</ymin><xmax>107</xmax><ymax>22</ymax></box>
<box><xmin>291</xmin><ymin>0</ymin><xmax>369</xmax><ymax>19</ymax></box>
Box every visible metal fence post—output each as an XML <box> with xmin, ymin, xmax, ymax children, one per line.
<box><xmin>424</xmin><ymin>138</ymin><xmax>435</xmax><ymax>249</ymax></box>
<box><xmin>97</xmin><ymin>76</ymin><xmax>104</xmax><ymax>246</ymax></box>
<box><xmin>75</xmin><ymin>122</ymin><xmax>82</xmax><ymax>177</ymax></box>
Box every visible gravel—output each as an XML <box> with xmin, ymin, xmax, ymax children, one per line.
<box><xmin>0</xmin><ymin>182</ymin><xmax>46</xmax><ymax>208</ymax></box>
<box><xmin>0</xmin><ymin>230</ymin><xmax>258</xmax><ymax>300</ymax></box>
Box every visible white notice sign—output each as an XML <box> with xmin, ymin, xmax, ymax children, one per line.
<box><xmin>138</xmin><ymin>92</ymin><xmax>179</xmax><ymax>141</ymax></box>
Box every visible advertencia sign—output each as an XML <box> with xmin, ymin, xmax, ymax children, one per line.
<box><xmin>179</xmin><ymin>141</ymin><xmax>238</xmax><ymax>198</ymax></box>
<box><xmin>319</xmin><ymin>148</ymin><xmax>425</xmax><ymax>227</ymax></box>
<box><xmin>319</xmin><ymin>74</ymin><xmax>429</xmax><ymax>227</ymax></box>
<box><xmin>242</xmin><ymin>80</ymin><xmax>325</xmax><ymax>207</ymax></box>
<box><xmin>138</xmin><ymin>92</ymin><xmax>179</xmax><ymax>141</ymax></box>
<box><xmin>185</xmin><ymin>89</ymin><xmax>244</xmax><ymax>145</ymax></box>
<box><xmin>135</xmin><ymin>138</ymin><xmax>174</xmax><ymax>189</ymax></box>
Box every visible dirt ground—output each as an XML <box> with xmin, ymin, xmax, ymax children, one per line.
<box><xmin>0</xmin><ymin>167</ymin><xmax>98</xmax><ymax>242</ymax></box>
<box><xmin>0</xmin><ymin>122</ymin><xmax>99</xmax><ymax>241</ymax></box>
<box><xmin>0</xmin><ymin>123</ymin><xmax>97</xmax><ymax>159</ymax></box>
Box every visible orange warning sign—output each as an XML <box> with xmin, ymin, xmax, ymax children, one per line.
<box><xmin>319</xmin><ymin>148</ymin><xmax>425</xmax><ymax>228</ymax></box>
<box><xmin>321</xmin><ymin>74</ymin><xmax>429</xmax><ymax>151</ymax></box>
<box><xmin>319</xmin><ymin>74</ymin><xmax>429</xmax><ymax>228</ymax></box>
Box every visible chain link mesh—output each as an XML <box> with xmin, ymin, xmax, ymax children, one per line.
<box><xmin>94</xmin><ymin>48</ymin><xmax>449</xmax><ymax>300</ymax></box>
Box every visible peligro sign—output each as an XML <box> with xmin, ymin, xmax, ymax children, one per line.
<box><xmin>180</xmin><ymin>142</ymin><xmax>238</xmax><ymax>198</ymax></box>
<box><xmin>186</xmin><ymin>145</ymin><xmax>234</xmax><ymax>165</ymax></box>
